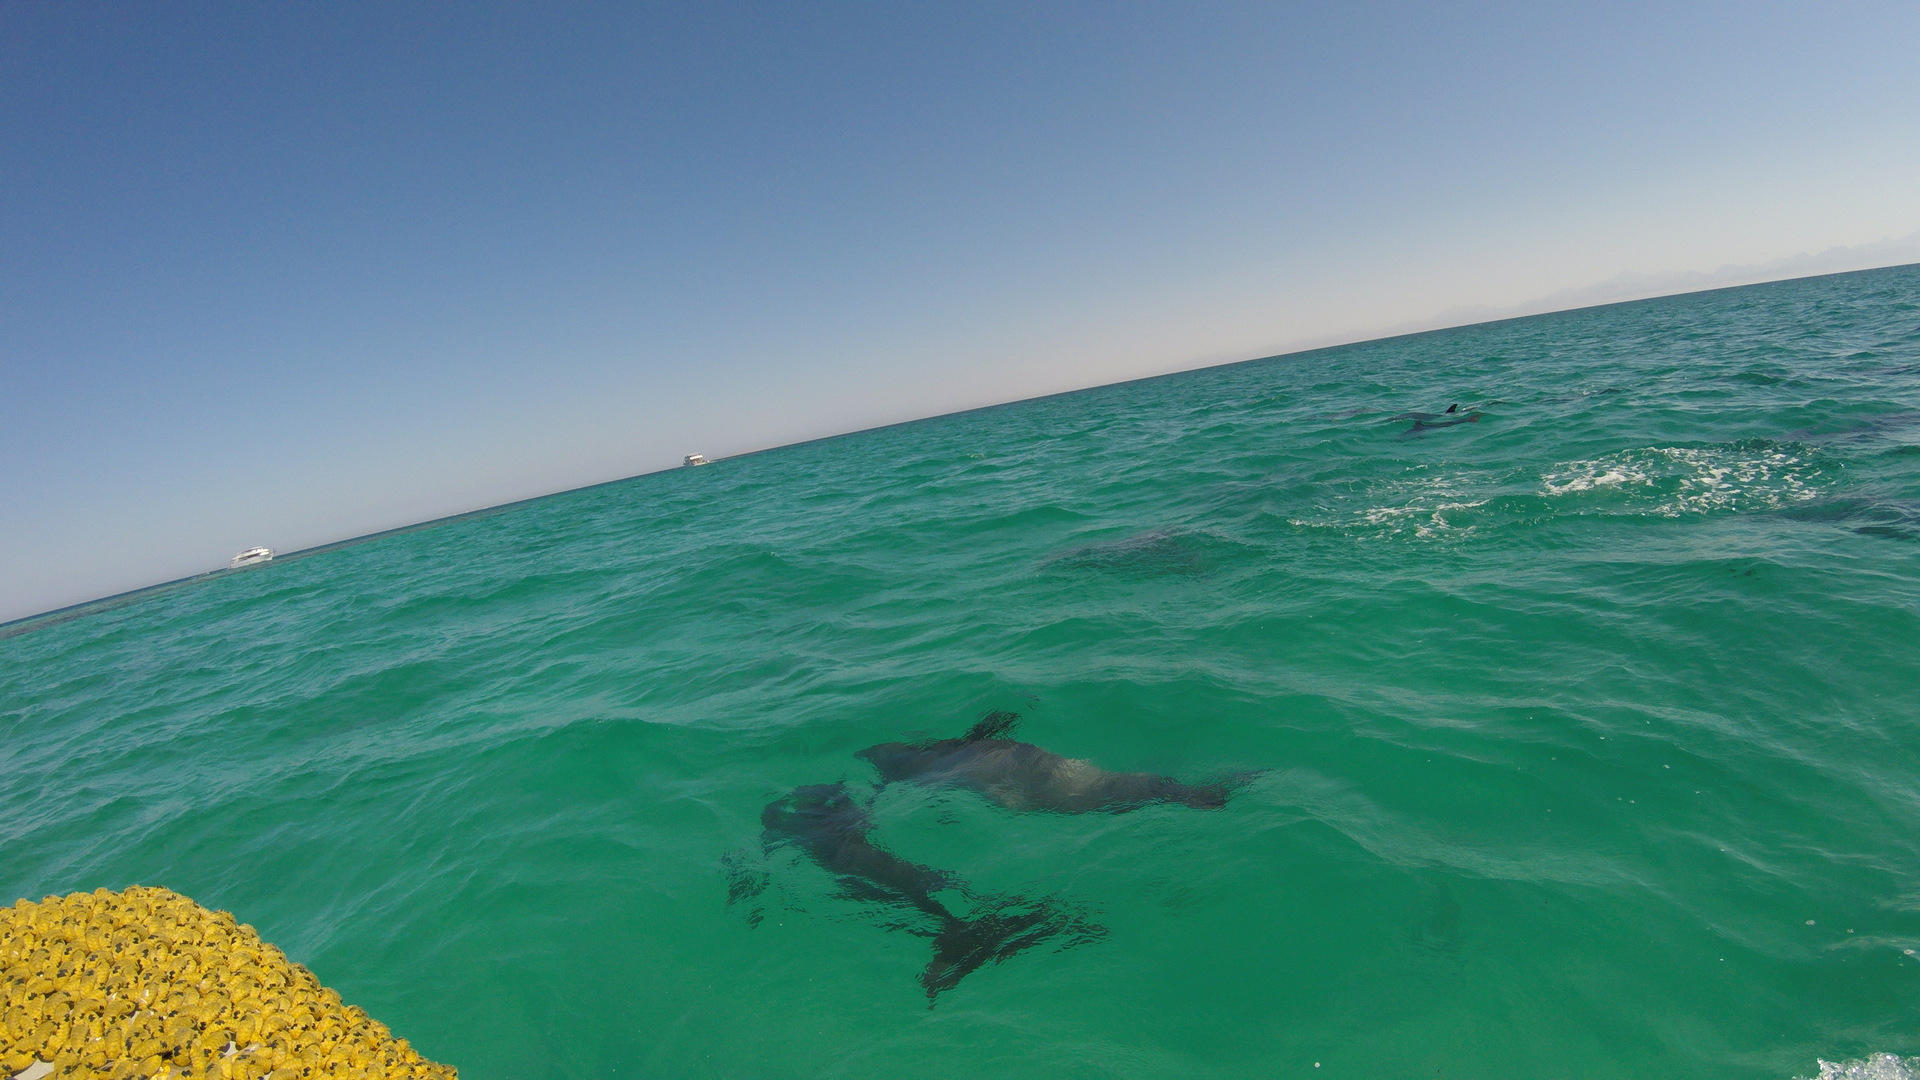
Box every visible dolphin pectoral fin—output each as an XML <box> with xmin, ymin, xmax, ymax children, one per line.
<box><xmin>961</xmin><ymin>710</ymin><xmax>1022</xmax><ymax>742</ymax></box>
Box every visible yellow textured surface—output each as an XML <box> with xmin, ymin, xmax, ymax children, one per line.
<box><xmin>0</xmin><ymin>886</ymin><xmax>455</xmax><ymax>1079</ymax></box>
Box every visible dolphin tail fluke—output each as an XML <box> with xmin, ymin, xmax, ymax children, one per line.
<box><xmin>918</xmin><ymin>897</ymin><xmax>1106</xmax><ymax>1005</ymax></box>
<box><xmin>1228</xmin><ymin>767</ymin><xmax>1271</xmax><ymax>788</ymax></box>
<box><xmin>1172</xmin><ymin>768</ymin><xmax>1269</xmax><ymax>809</ymax></box>
<box><xmin>720</xmin><ymin>847</ymin><xmax>770</xmax><ymax>928</ymax></box>
<box><xmin>1175</xmin><ymin>783</ymin><xmax>1232</xmax><ymax>809</ymax></box>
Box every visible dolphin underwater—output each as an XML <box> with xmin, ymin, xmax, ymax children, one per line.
<box><xmin>757</xmin><ymin>781</ymin><xmax>1100</xmax><ymax>1002</ymax></box>
<box><xmin>857</xmin><ymin>712</ymin><xmax>1235</xmax><ymax>813</ymax></box>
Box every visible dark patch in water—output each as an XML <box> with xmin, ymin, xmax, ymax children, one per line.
<box><xmin>1784</xmin><ymin>411</ymin><xmax>1920</xmax><ymax>445</ymax></box>
<box><xmin>1409</xmin><ymin>880</ymin><xmax>1464</xmax><ymax>958</ymax></box>
<box><xmin>1044</xmin><ymin>529</ymin><xmax>1223</xmax><ymax>577</ymax></box>
<box><xmin>1779</xmin><ymin>497</ymin><xmax>1920</xmax><ymax>541</ymax></box>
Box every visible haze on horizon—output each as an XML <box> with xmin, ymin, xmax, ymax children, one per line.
<box><xmin>5</xmin><ymin>2</ymin><xmax>1919</xmax><ymax>624</ymax></box>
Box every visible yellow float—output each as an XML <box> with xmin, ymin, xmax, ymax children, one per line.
<box><xmin>0</xmin><ymin>885</ymin><xmax>455</xmax><ymax>1079</ymax></box>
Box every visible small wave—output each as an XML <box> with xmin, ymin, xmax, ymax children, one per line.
<box><xmin>1795</xmin><ymin>1053</ymin><xmax>1920</xmax><ymax>1080</ymax></box>
<box><xmin>1540</xmin><ymin>442</ymin><xmax>1826</xmax><ymax>515</ymax></box>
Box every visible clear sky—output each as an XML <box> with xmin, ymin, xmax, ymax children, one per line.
<box><xmin>5</xmin><ymin>1</ymin><xmax>1919</xmax><ymax>622</ymax></box>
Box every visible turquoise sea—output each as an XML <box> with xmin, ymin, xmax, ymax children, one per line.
<box><xmin>6</xmin><ymin>265</ymin><xmax>1920</xmax><ymax>1079</ymax></box>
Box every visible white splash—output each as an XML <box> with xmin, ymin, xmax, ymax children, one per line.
<box><xmin>1540</xmin><ymin>463</ymin><xmax>1648</xmax><ymax>494</ymax></box>
<box><xmin>1355</xmin><ymin>498</ymin><xmax>1490</xmax><ymax>538</ymax></box>
<box><xmin>1346</xmin><ymin>473</ymin><xmax>1492</xmax><ymax>538</ymax></box>
<box><xmin>1796</xmin><ymin>1054</ymin><xmax>1920</xmax><ymax>1080</ymax></box>
<box><xmin>1541</xmin><ymin>445</ymin><xmax>1823</xmax><ymax>515</ymax></box>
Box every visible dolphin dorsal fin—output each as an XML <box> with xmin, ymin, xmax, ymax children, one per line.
<box><xmin>962</xmin><ymin>711</ymin><xmax>1021</xmax><ymax>742</ymax></box>
<box><xmin>1445</xmin><ymin>403</ymin><xmax>1459</xmax><ymax>413</ymax></box>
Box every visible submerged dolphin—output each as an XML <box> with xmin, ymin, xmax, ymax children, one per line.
<box><xmin>858</xmin><ymin>712</ymin><xmax>1234</xmax><ymax>813</ymax></box>
<box><xmin>758</xmin><ymin>781</ymin><xmax>1099</xmax><ymax>1002</ymax></box>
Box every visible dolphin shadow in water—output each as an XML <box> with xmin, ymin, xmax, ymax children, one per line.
<box><xmin>1043</xmin><ymin>529</ymin><xmax>1215</xmax><ymax>578</ymax></box>
<box><xmin>859</xmin><ymin>712</ymin><xmax>1243</xmax><ymax>813</ymax></box>
<box><xmin>748</xmin><ymin>781</ymin><xmax>1103</xmax><ymax>1003</ymax></box>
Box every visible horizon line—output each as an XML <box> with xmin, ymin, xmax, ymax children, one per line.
<box><xmin>6</xmin><ymin>257</ymin><xmax>1915</xmax><ymax>636</ymax></box>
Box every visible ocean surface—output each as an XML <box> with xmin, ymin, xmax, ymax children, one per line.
<box><xmin>6</xmin><ymin>265</ymin><xmax>1920</xmax><ymax>1080</ymax></box>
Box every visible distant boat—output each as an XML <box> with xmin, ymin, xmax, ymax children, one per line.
<box><xmin>229</xmin><ymin>547</ymin><xmax>274</xmax><ymax>568</ymax></box>
<box><xmin>683</xmin><ymin>454</ymin><xmax>710</xmax><ymax>467</ymax></box>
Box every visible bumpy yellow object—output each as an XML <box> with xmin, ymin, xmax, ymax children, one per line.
<box><xmin>0</xmin><ymin>885</ymin><xmax>455</xmax><ymax>1079</ymax></box>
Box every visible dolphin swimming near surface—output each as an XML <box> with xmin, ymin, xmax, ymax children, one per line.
<box><xmin>754</xmin><ymin>781</ymin><xmax>1101</xmax><ymax>1002</ymax></box>
<box><xmin>1390</xmin><ymin>403</ymin><xmax>1482</xmax><ymax>431</ymax></box>
<box><xmin>858</xmin><ymin>712</ymin><xmax>1235</xmax><ymax>813</ymax></box>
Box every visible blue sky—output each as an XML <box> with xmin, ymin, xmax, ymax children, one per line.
<box><xmin>5</xmin><ymin>2</ymin><xmax>1919</xmax><ymax>621</ymax></box>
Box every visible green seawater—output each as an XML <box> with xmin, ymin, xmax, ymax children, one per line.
<box><xmin>7</xmin><ymin>266</ymin><xmax>1920</xmax><ymax>1079</ymax></box>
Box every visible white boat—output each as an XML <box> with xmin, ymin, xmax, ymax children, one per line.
<box><xmin>229</xmin><ymin>547</ymin><xmax>275</xmax><ymax>568</ymax></box>
<box><xmin>683</xmin><ymin>454</ymin><xmax>709</xmax><ymax>467</ymax></box>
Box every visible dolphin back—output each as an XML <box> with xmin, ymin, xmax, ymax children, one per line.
<box><xmin>856</xmin><ymin>740</ymin><xmax>945</xmax><ymax>783</ymax></box>
<box><xmin>858</xmin><ymin>714</ymin><xmax>1241</xmax><ymax>813</ymax></box>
